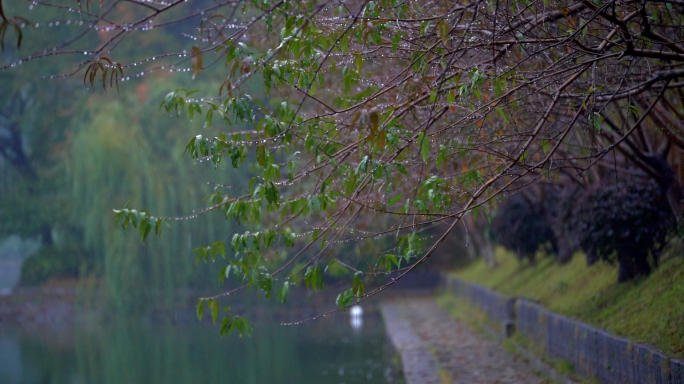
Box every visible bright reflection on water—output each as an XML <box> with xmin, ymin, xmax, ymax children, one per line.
<box><xmin>0</xmin><ymin>311</ymin><xmax>399</xmax><ymax>384</ymax></box>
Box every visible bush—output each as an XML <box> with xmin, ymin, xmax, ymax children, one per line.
<box><xmin>20</xmin><ymin>244</ymin><xmax>93</xmax><ymax>286</ymax></box>
<box><xmin>566</xmin><ymin>175</ymin><xmax>673</xmax><ymax>282</ymax></box>
<box><xmin>491</xmin><ymin>193</ymin><xmax>558</xmax><ymax>263</ymax></box>
<box><xmin>492</xmin><ymin>173</ymin><xmax>675</xmax><ymax>282</ymax></box>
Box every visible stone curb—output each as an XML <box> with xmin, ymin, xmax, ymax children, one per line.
<box><xmin>380</xmin><ymin>302</ymin><xmax>442</xmax><ymax>384</ymax></box>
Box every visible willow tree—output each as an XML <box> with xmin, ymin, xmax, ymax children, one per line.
<box><xmin>69</xmin><ymin>78</ymin><xmax>247</xmax><ymax>313</ymax></box>
<box><xmin>1</xmin><ymin>74</ymin><xmax>240</xmax><ymax>311</ymax></box>
<box><xmin>0</xmin><ymin>2</ymin><xmax>241</xmax><ymax>313</ymax></box>
<box><xmin>3</xmin><ymin>0</ymin><xmax>684</xmax><ymax>332</ymax></box>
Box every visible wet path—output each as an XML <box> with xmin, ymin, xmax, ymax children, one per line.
<box><xmin>382</xmin><ymin>297</ymin><xmax>549</xmax><ymax>384</ymax></box>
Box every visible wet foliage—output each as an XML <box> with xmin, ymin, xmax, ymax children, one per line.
<box><xmin>3</xmin><ymin>0</ymin><xmax>684</xmax><ymax>327</ymax></box>
<box><xmin>493</xmin><ymin>173</ymin><xmax>675</xmax><ymax>282</ymax></box>
<box><xmin>568</xmin><ymin>175</ymin><xmax>673</xmax><ymax>282</ymax></box>
<box><xmin>19</xmin><ymin>244</ymin><xmax>93</xmax><ymax>286</ymax></box>
<box><xmin>491</xmin><ymin>193</ymin><xmax>557</xmax><ymax>263</ymax></box>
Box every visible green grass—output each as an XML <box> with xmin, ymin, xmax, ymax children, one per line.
<box><xmin>451</xmin><ymin>247</ymin><xmax>684</xmax><ymax>358</ymax></box>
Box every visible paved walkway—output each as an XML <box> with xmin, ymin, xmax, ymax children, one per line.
<box><xmin>382</xmin><ymin>297</ymin><xmax>549</xmax><ymax>384</ymax></box>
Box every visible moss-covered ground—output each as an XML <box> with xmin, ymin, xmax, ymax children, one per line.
<box><xmin>451</xmin><ymin>247</ymin><xmax>684</xmax><ymax>358</ymax></box>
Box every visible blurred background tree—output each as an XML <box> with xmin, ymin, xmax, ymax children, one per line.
<box><xmin>0</xmin><ymin>1</ymin><xmax>256</xmax><ymax>314</ymax></box>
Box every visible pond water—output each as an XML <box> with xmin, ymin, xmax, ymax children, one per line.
<box><xmin>0</xmin><ymin>309</ymin><xmax>401</xmax><ymax>384</ymax></box>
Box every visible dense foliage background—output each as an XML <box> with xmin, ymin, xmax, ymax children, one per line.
<box><xmin>2</xmin><ymin>0</ymin><xmax>684</xmax><ymax>333</ymax></box>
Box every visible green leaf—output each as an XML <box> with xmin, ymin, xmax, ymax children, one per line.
<box><xmin>220</xmin><ymin>315</ymin><xmax>253</xmax><ymax>338</ymax></box>
<box><xmin>265</xmin><ymin>181</ymin><xmax>280</xmax><ymax>206</ymax></box>
<box><xmin>304</xmin><ymin>265</ymin><xmax>324</xmax><ymax>292</ymax></box>
<box><xmin>383</xmin><ymin>254</ymin><xmax>400</xmax><ymax>272</ymax></box>
<box><xmin>418</xmin><ymin>131</ymin><xmax>430</xmax><ymax>164</ymax></box>
<box><xmin>139</xmin><ymin>219</ymin><xmax>152</xmax><ymax>243</ymax></box>
<box><xmin>264</xmin><ymin>229</ymin><xmax>276</xmax><ymax>248</ymax></box>
<box><xmin>437</xmin><ymin>145</ymin><xmax>448</xmax><ymax>168</ymax></box>
<box><xmin>308</xmin><ymin>194</ymin><xmax>321</xmax><ymax>212</ymax></box>
<box><xmin>403</xmin><ymin>198</ymin><xmax>411</xmax><ymax>213</ymax></box>
<box><xmin>495</xmin><ymin>107</ymin><xmax>509</xmax><ymax>123</ymax></box>
<box><xmin>370</xmin><ymin>109</ymin><xmax>380</xmax><ymax>133</ymax></box>
<box><xmin>340</xmin><ymin>31</ymin><xmax>350</xmax><ymax>52</ymax></box>
<box><xmin>219</xmin><ymin>265</ymin><xmax>228</xmax><ymax>283</ymax></box>
<box><xmin>354</xmin><ymin>54</ymin><xmax>363</xmax><ymax>73</ymax></box>
<box><xmin>388</xmin><ymin>194</ymin><xmax>402</xmax><ymax>206</ymax></box>
<box><xmin>209</xmin><ymin>299</ymin><xmax>219</xmax><ymax>324</ymax></box>
<box><xmin>154</xmin><ymin>218</ymin><xmax>163</xmax><ymax>236</ymax></box>
<box><xmin>336</xmin><ymin>289</ymin><xmax>353</xmax><ymax>309</ymax></box>
<box><xmin>214</xmin><ymin>241</ymin><xmax>226</xmax><ymax>258</ymax></box>
<box><xmin>196</xmin><ymin>299</ymin><xmax>205</xmax><ymax>321</ymax></box>
<box><xmin>420</xmin><ymin>20</ymin><xmax>431</xmax><ymax>35</ymax></box>
<box><xmin>258</xmin><ymin>273</ymin><xmax>273</xmax><ymax>298</ymax></box>
<box><xmin>627</xmin><ymin>105</ymin><xmax>641</xmax><ymax>117</ymax></box>
<box><xmin>278</xmin><ymin>281</ymin><xmax>290</xmax><ymax>303</ymax></box>
<box><xmin>495</xmin><ymin>78</ymin><xmax>503</xmax><ymax>98</ymax></box>
<box><xmin>205</xmin><ymin>108</ymin><xmax>214</xmax><ymax>128</ymax></box>
<box><xmin>391</xmin><ymin>35</ymin><xmax>401</xmax><ymax>51</ymax></box>
<box><xmin>352</xmin><ymin>273</ymin><xmax>365</xmax><ymax>298</ymax></box>
<box><xmin>256</xmin><ymin>144</ymin><xmax>266</xmax><ymax>167</ymax></box>
<box><xmin>283</xmin><ymin>232</ymin><xmax>295</xmax><ymax>247</ymax></box>
<box><xmin>541</xmin><ymin>139</ymin><xmax>550</xmax><ymax>154</ymax></box>
<box><xmin>356</xmin><ymin>156</ymin><xmax>369</xmax><ymax>174</ymax></box>
<box><xmin>437</xmin><ymin>19</ymin><xmax>450</xmax><ymax>46</ymax></box>
<box><xmin>287</xmin><ymin>160</ymin><xmax>295</xmax><ymax>182</ymax></box>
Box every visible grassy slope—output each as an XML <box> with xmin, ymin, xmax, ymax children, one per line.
<box><xmin>452</xmin><ymin>247</ymin><xmax>684</xmax><ymax>358</ymax></box>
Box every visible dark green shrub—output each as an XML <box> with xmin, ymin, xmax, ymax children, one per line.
<box><xmin>20</xmin><ymin>244</ymin><xmax>93</xmax><ymax>286</ymax></box>
<box><xmin>566</xmin><ymin>175</ymin><xmax>673</xmax><ymax>282</ymax></box>
<box><xmin>492</xmin><ymin>193</ymin><xmax>558</xmax><ymax>263</ymax></box>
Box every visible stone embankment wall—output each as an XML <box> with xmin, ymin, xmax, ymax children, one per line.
<box><xmin>381</xmin><ymin>303</ymin><xmax>442</xmax><ymax>384</ymax></box>
<box><xmin>445</xmin><ymin>276</ymin><xmax>684</xmax><ymax>384</ymax></box>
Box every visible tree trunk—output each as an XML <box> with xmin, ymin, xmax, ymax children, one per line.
<box><xmin>40</xmin><ymin>225</ymin><xmax>53</xmax><ymax>246</ymax></box>
<box><xmin>617</xmin><ymin>253</ymin><xmax>651</xmax><ymax>282</ymax></box>
<box><xmin>463</xmin><ymin>214</ymin><xmax>497</xmax><ymax>267</ymax></box>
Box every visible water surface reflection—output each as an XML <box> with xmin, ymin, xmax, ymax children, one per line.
<box><xmin>0</xmin><ymin>310</ymin><xmax>399</xmax><ymax>384</ymax></box>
